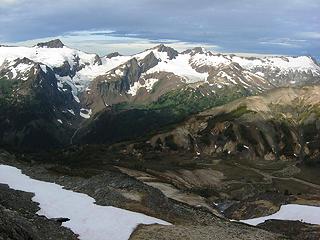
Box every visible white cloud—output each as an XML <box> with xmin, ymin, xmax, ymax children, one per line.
<box><xmin>259</xmin><ymin>38</ymin><xmax>306</xmax><ymax>48</ymax></box>
<box><xmin>6</xmin><ymin>30</ymin><xmax>221</xmax><ymax>56</ymax></box>
<box><xmin>298</xmin><ymin>32</ymin><xmax>320</xmax><ymax>39</ymax></box>
<box><xmin>0</xmin><ymin>0</ymin><xmax>18</xmax><ymax>5</ymax></box>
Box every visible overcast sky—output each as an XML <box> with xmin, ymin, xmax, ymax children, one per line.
<box><xmin>0</xmin><ymin>0</ymin><xmax>319</xmax><ymax>59</ymax></box>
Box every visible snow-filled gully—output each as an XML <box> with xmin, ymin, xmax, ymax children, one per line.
<box><xmin>0</xmin><ymin>165</ymin><xmax>170</xmax><ymax>240</ymax></box>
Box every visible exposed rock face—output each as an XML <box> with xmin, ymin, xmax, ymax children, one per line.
<box><xmin>153</xmin><ymin>44</ymin><xmax>179</xmax><ymax>60</ymax></box>
<box><xmin>84</xmin><ymin>53</ymin><xmax>162</xmax><ymax>112</ymax></box>
<box><xmin>93</xmin><ymin>54</ymin><xmax>102</xmax><ymax>65</ymax></box>
<box><xmin>130</xmin><ymin>224</ymin><xmax>283</xmax><ymax>240</ymax></box>
<box><xmin>248</xmin><ymin>63</ymin><xmax>320</xmax><ymax>87</ymax></box>
<box><xmin>0</xmin><ymin>58</ymin><xmax>79</xmax><ymax>149</ymax></box>
<box><xmin>0</xmin><ymin>57</ymin><xmax>35</xmax><ymax>82</ymax></box>
<box><xmin>204</xmin><ymin>62</ymin><xmax>273</xmax><ymax>93</ymax></box>
<box><xmin>36</xmin><ymin>39</ymin><xmax>65</xmax><ymax>48</ymax></box>
<box><xmin>258</xmin><ymin>220</ymin><xmax>320</xmax><ymax>240</ymax></box>
<box><xmin>53</xmin><ymin>60</ymin><xmax>75</xmax><ymax>77</ymax></box>
<box><xmin>106</xmin><ymin>52</ymin><xmax>122</xmax><ymax>58</ymax></box>
<box><xmin>140</xmin><ymin>52</ymin><xmax>160</xmax><ymax>72</ymax></box>
<box><xmin>94</xmin><ymin>58</ymin><xmax>142</xmax><ymax>105</ymax></box>
<box><xmin>53</xmin><ymin>57</ymin><xmax>86</xmax><ymax>77</ymax></box>
<box><xmin>183</xmin><ymin>47</ymin><xmax>208</xmax><ymax>55</ymax></box>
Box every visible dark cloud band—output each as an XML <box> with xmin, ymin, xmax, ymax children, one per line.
<box><xmin>0</xmin><ymin>0</ymin><xmax>319</xmax><ymax>57</ymax></box>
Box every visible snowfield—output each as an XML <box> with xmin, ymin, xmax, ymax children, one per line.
<box><xmin>240</xmin><ymin>204</ymin><xmax>320</xmax><ymax>226</ymax></box>
<box><xmin>0</xmin><ymin>164</ymin><xmax>170</xmax><ymax>240</ymax></box>
<box><xmin>146</xmin><ymin>53</ymin><xmax>209</xmax><ymax>83</ymax></box>
<box><xmin>232</xmin><ymin>55</ymin><xmax>320</xmax><ymax>75</ymax></box>
<box><xmin>0</xmin><ymin>46</ymin><xmax>97</xmax><ymax>68</ymax></box>
<box><xmin>128</xmin><ymin>78</ymin><xmax>159</xmax><ymax>96</ymax></box>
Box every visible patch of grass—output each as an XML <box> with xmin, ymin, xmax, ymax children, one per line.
<box><xmin>273</xmin><ymin>179</ymin><xmax>317</xmax><ymax>195</ymax></box>
<box><xmin>295</xmin><ymin>165</ymin><xmax>320</xmax><ymax>185</ymax></box>
<box><xmin>236</xmin><ymin>158</ymin><xmax>290</xmax><ymax>173</ymax></box>
<box><xmin>209</xmin><ymin>159</ymin><xmax>265</xmax><ymax>182</ymax></box>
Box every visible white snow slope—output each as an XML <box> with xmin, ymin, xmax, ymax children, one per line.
<box><xmin>0</xmin><ymin>164</ymin><xmax>170</xmax><ymax>240</ymax></box>
<box><xmin>240</xmin><ymin>204</ymin><xmax>320</xmax><ymax>226</ymax></box>
<box><xmin>0</xmin><ymin>46</ymin><xmax>97</xmax><ymax>69</ymax></box>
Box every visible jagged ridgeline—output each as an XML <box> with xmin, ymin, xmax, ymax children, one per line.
<box><xmin>0</xmin><ymin>39</ymin><xmax>319</xmax><ymax>149</ymax></box>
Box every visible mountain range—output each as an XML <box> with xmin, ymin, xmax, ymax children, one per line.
<box><xmin>0</xmin><ymin>39</ymin><xmax>319</xmax><ymax>150</ymax></box>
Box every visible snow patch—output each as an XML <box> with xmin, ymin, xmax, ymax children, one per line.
<box><xmin>146</xmin><ymin>54</ymin><xmax>208</xmax><ymax>83</ymax></box>
<box><xmin>128</xmin><ymin>78</ymin><xmax>159</xmax><ymax>96</ymax></box>
<box><xmin>80</xmin><ymin>108</ymin><xmax>92</xmax><ymax>119</ymax></box>
<box><xmin>40</xmin><ymin>64</ymin><xmax>48</xmax><ymax>73</ymax></box>
<box><xmin>191</xmin><ymin>53</ymin><xmax>231</xmax><ymax>67</ymax></box>
<box><xmin>10</xmin><ymin>68</ymin><xmax>17</xmax><ymax>79</ymax></box>
<box><xmin>67</xmin><ymin>109</ymin><xmax>75</xmax><ymax>115</ymax></box>
<box><xmin>218</xmin><ymin>71</ymin><xmax>237</xmax><ymax>84</ymax></box>
<box><xmin>11</xmin><ymin>62</ymin><xmax>33</xmax><ymax>81</ymax></box>
<box><xmin>240</xmin><ymin>204</ymin><xmax>320</xmax><ymax>226</ymax></box>
<box><xmin>115</xmin><ymin>69</ymin><xmax>124</xmax><ymax>76</ymax></box>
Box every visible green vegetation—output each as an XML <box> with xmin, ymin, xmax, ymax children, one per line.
<box><xmin>229</xmin><ymin>105</ymin><xmax>252</xmax><ymax>118</ymax></box>
<box><xmin>148</xmin><ymin>85</ymin><xmax>250</xmax><ymax>115</ymax></box>
<box><xmin>0</xmin><ymin>79</ymin><xmax>72</xmax><ymax>150</ymax></box>
<box><xmin>115</xmin><ymin>85</ymin><xmax>251</xmax><ymax>119</ymax></box>
<box><xmin>82</xmin><ymin>85</ymin><xmax>252</xmax><ymax>145</ymax></box>
<box><xmin>0</xmin><ymin>77</ymin><xmax>17</xmax><ymax>96</ymax></box>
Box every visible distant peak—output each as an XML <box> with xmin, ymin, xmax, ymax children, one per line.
<box><xmin>36</xmin><ymin>39</ymin><xmax>65</xmax><ymax>48</ymax></box>
<box><xmin>152</xmin><ymin>44</ymin><xmax>172</xmax><ymax>51</ymax></box>
<box><xmin>151</xmin><ymin>44</ymin><xmax>178</xmax><ymax>60</ymax></box>
<box><xmin>106</xmin><ymin>52</ymin><xmax>122</xmax><ymax>58</ymax></box>
<box><xmin>192</xmin><ymin>47</ymin><xmax>207</xmax><ymax>54</ymax></box>
<box><xmin>182</xmin><ymin>47</ymin><xmax>210</xmax><ymax>55</ymax></box>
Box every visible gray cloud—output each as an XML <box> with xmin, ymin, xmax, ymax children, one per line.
<box><xmin>0</xmin><ymin>0</ymin><xmax>319</xmax><ymax>57</ymax></box>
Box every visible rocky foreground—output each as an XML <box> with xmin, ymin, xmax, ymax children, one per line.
<box><xmin>0</xmin><ymin>150</ymin><xmax>286</xmax><ymax>240</ymax></box>
<box><xmin>0</xmin><ymin>184</ymin><xmax>78</xmax><ymax>240</ymax></box>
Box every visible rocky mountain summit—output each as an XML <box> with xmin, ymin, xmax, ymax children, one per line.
<box><xmin>36</xmin><ymin>39</ymin><xmax>65</xmax><ymax>48</ymax></box>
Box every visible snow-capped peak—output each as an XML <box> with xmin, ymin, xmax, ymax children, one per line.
<box><xmin>150</xmin><ymin>44</ymin><xmax>179</xmax><ymax>59</ymax></box>
<box><xmin>133</xmin><ymin>44</ymin><xmax>178</xmax><ymax>63</ymax></box>
<box><xmin>0</xmin><ymin>45</ymin><xmax>98</xmax><ymax>70</ymax></box>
